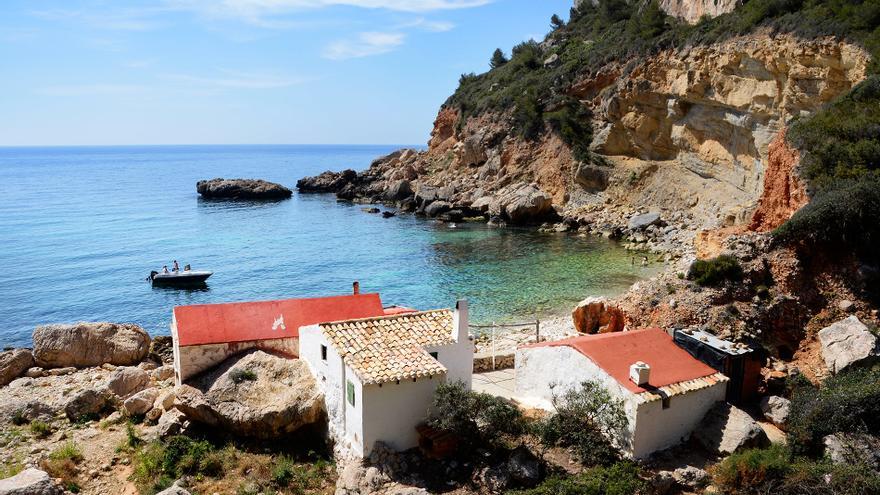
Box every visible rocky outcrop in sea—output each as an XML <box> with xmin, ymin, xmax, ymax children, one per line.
<box><xmin>196</xmin><ymin>178</ymin><xmax>292</xmax><ymax>200</ymax></box>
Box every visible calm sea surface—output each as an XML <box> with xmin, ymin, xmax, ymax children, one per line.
<box><xmin>0</xmin><ymin>145</ymin><xmax>654</xmax><ymax>347</ymax></box>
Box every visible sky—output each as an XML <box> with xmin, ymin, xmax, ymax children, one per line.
<box><xmin>0</xmin><ymin>0</ymin><xmax>573</xmax><ymax>146</ymax></box>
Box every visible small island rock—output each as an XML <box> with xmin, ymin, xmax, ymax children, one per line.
<box><xmin>197</xmin><ymin>178</ymin><xmax>292</xmax><ymax>200</ymax></box>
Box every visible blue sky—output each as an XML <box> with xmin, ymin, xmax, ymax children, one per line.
<box><xmin>0</xmin><ymin>0</ymin><xmax>572</xmax><ymax>146</ymax></box>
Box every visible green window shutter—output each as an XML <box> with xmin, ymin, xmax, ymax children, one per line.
<box><xmin>347</xmin><ymin>380</ymin><xmax>355</xmax><ymax>407</ymax></box>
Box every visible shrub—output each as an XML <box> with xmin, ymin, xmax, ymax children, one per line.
<box><xmin>427</xmin><ymin>381</ymin><xmax>526</xmax><ymax>448</ymax></box>
<box><xmin>535</xmin><ymin>381</ymin><xmax>627</xmax><ymax>466</ymax></box>
<box><xmin>490</xmin><ymin>48</ymin><xmax>509</xmax><ymax>69</ymax></box>
<box><xmin>687</xmin><ymin>255</ymin><xmax>743</xmax><ymax>287</ymax></box>
<box><xmin>230</xmin><ymin>369</ymin><xmax>257</xmax><ymax>384</ymax></box>
<box><xmin>507</xmin><ymin>462</ymin><xmax>646</xmax><ymax>495</ymax></box>
<box><xmin>50</xmin><ymin>442</ymin><xmax>84</xmax><ymax>463</ymax></box>
<box><xmin>42</xmin><ymin>442</ymin><xmax>83</xmax><ymax>489</ymax></box>
<box><xmin>713</xmin><ymin>444</ymin><xmax>791</xmax><ymax>492</ymax></box>
<box><xmin>29</xmin><ymin>421</ymin><xmax>52</xmax><ymax>439</ymax></box>
<box><xmin>132</xmin><ymin>436</ymin><xmax>223</xmax><ymax>493</ymax></box>
<box><xmin>787</xmin><ymin>367</ymin><xmax>880</xmax><ymax>455</ymax></box>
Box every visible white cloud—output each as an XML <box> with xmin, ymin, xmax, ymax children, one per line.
<box><xmin>323</xmin><ymin>31</ymin><xmax>405</xmax><ymax>59</ymax></box>
<box><xmin>399</xmin><ymin>17</ymin><xmax>455</xmax><ymax>32</ymax></box>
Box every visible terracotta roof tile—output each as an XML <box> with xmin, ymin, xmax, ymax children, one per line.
<box><xmin>319</xmin><ymin>309</ymin><xmax>454</xmax><ymax>385</ymax></box>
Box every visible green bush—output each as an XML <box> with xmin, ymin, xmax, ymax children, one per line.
<box><xmin>687</xmin><ymin>255</ymin><xmax>744</xmax><ymax>287</ymax></box>
<box><xmin>787</xmin><ymin>367</ymin><xmax>880</xmax><ymax>455</ymax></box>
<box><xmin>133</xmin><ymin>436</ymin><xmax>224</xmax><ymax>493</ymax></box>
<box><xmin>230</xmin><ymin>369</ymin><xmax>257</xmax><ymax>384</ymax></box>
<box><xmin>506</xmin><ymin>462</ymin><xmax>646</xmax><ymax>495</ymax></box>
<box><xmin>490</xmin><ymin>48</ymin><xmax>509</xmax><ymax>69</ymax></box>
<box><xmin>535</xmin><ymin>381</ymin><xmax>627</xmax><ymax>466</ymax></box>
<box><xmin>29</xmin><ymin>421</ymin><xmax>52</xmax><ymax>439</ymax></box>
<box><xmin>427</xmin><ymin>381</ymin><xmax>525</xmax><ymax>448</ymax></box>
<box><xmin>713</xmin><ymin>445</ymin><xmax>880</xmax><ymax>495</ymax></box>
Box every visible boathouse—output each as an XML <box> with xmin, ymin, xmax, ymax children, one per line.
<box><xmin>300</xmin><ymin>300</ymin><xmax>474</xmax><ymax>458</ymax></box>
<box><xmin>171</xmin><ymin>291</ymin><xmax>386</xmax><ymax>384</ymax></box>
<box><xmin>515</xmin><ymin>328</ymin><xmax>728</xmax><ymax>459</ymax></box>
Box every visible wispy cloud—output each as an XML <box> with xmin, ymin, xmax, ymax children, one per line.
<box><xmin>31</xmin><ymin>7</ymin><xmax>169</xmax><ymax>31</ymax></box>
<box><xmin>163</xmin><ymin>70</ymin><xmax>310</xmax><ymax>89</ymax></box>
<box><xmin>398</xmin><ymin>17</ymin><xmax>455</xmax><ymax>32</ymax></box>
<box><xmin>323</xmin><ymin>31</ymin><xmax>405</xmax><ymax>60</ymax></box>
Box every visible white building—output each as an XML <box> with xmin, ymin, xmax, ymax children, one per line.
<box><xmin>515</xmin><ymin>328</ymin><xmax>729</xmax><ymax>459</ymax></box>
<box><xmin>300</xmin><ymin>300</ymin><xmax>474</xmax><ymax>458</ymax></box>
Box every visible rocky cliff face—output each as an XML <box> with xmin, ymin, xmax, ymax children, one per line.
<box><xmin>658</xmin><ymin>0</ymin><xmax>740</xmax><ymax>24</ymax></box>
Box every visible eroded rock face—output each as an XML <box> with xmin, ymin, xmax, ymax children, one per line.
<box><xmin>759</xmin><ymin>395</ymin><xmax>791</xmax><ymax>427</ymax></box>
<box><xmin>695</xmin><ymin>402</ymin><xmax>769</xmax><ymax>455</ymax></box>
<box><xmin>0</xmin><ymin>468</ymin><xmax>63</xmax><ymax>495</ymax></box>
<box><xmin>196</xmin><ymin>178</ymin><xmax>292</xmax><ymax>200</ymax></box>
<box><xmin>748</xmin><ymin>128</ymin><xmax>808</xmax><ymax>231</ymax></box>
<box><xmin>174</xmin><ymin>350</ymin><xmax>325</xmax><ymax>439</ymax></box>
<box><xmin>818</xmin><ymin>316</ymin><xmax>879</xmax><ymax>374</ymax></box>
<box><xmin>0</xmin><ymin>350</ymin><xmax>34</xmax><ymax>387</ymax></box>
<box><xmin>658</xmin><ymin>0</ymin><xmax>740</xmax><ymax>24</ymax></box>
<box><xmin>296</xmin><ymin>169</ymin><xmax>358</xmax><ymax>193</ymax></box>
<box><xmin>572</xmin><ymin>297</ymin><xmax>626</xmax><ymax>334</ymax></box>
<box><xmin>33</xmin><ymin>323</ymin><xmax>150</xmax><ymax>368</ymax></box>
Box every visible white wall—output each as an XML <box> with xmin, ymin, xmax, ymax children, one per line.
<box><xmin>515</xmin><ymin>345</ymin><xmax>639</xmax><ymax>453</ymax></box>
<box><xmin>426</xmin><ymin>341</ymin><xmax>473</xmax><ymax>390</ymax></box>
<box><xmin>631</xmin><ymin>380</ymin><xmax>727</xmax><ymax>458</ymax></box>
<box><xmin>362</xmin><ymin>376</ymin><xmax>443</xmax><ymax>454</ymax></box>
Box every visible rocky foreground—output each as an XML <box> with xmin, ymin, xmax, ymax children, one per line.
<box><xmin>196</xmin><ymin>178</ymin><xmax>293</xmax><ymax>200</ymax></box>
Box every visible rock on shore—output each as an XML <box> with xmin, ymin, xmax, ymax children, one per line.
<box><xmin>174</xmin><ymin>350</ymin><xmax>325</xmax><ymax>438</ymax></box>
<box><xmin>32</xmin><ymin>322</ymin><xmax>150</xmax><ymax>368</ymax></box>
<box><xmin>0</xmin><ymin>350</ymin><xmax>34</xmax><ymax>387</ymax></box>
<box><xmin>196</xmin><ymin>178</ymin><xmax>292</xmax><ymax>200</ymax></box>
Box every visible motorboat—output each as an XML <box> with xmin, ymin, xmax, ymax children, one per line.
<box><xmin>149</xmin><ymin>269</ymin><xmax>212</xmax><ymax>287</ymax></box>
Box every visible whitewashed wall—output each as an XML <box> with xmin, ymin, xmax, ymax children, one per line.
<box><xmin>631</xmin><ymin>380</ymin><xmax>727</xmax><ymax>458</ymax></box>
<box><xmin>300</xmin><ymin>324</ymin><xmax>352</xmax><ymax>455</ymax></box>
<box><xmin>361</xmin><ymin>376</ymin><xmax>441</xmax><ymax>454</ymax></box>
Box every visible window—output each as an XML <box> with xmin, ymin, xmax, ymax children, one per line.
<box><xmin>320</xmin><ymin>345</ymin><xmax>327</xmax><ymax>361</ymax></box>
<box><xmin>346</xmin><ymin>380</ymin><xmax>355</xmax><ymax>407</ymax></box>
<box><xmin>429</xmin><ymin>351</ymin><xmax>438</xmax><ymax>360</ymax></box>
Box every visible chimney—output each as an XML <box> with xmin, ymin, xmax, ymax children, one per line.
<box><xmin>629</xmin><ymin>361</ymin><xmax>651</xmax><ymax>387</ymax></box>
<box><xmin>352</xmin><ymin>281</ymin><xmax>360</xmax><ymax>295</ymax></box>
<box><xmin>452</xmin><ymin>299</ymin><xmax>469</xmax><ymax>343</ymax></box>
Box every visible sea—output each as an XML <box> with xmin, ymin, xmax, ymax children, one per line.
<box><xmin>0</xmin><ymin>145</ymin><xmax>655</xmax><ymax>347</ymax></box>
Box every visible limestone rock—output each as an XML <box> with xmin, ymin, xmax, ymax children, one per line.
<box><xmin>819</xmin><ymin>316</ymin><xmax>878</xmax><ymax>373</ymax></box>
<box><xmin>628</xmin><ymin>212</ymin><xmax>661</xmax><ymax>230</ymax></box>
<box><xmin>490</xmin><ymin>184</ymin><xmax>554</xmax><ymax>224</ymax></box>
<box><xmin>32</xmin><ymin>322</ymin><xmax>150</xmax><ymax>368</ymax></box>
<box><xmin>0</xmin><ymin>350</ymin><xmax>34</xmax><ymax>387</ymax></box>
<box><xmin>174</xmin><ymin>350</ymin><xmax>325</xmax><ymax>439</ymax></box>
<box><xmin>385</xmin><ymin>180</ymin><xmax>413</xmax><ymax>201</ymax></box>
<box><xmin>6</xmin><ymin>400</ymin><xmax>56</xmax><ymax>424</ymax></box>
<box><xmin>823</xmin><ymin>433</ymin><xmax>880</xmax><ymax>470</ymax></box>
<box><xmin>695</xmin><ymin>402</ymin><xmax>769</xmax><ymax>455</ymax></box>
<box><xmin>64</xmin><ymin>389</ymin><xmax>109</xmax><ymax>421</ymax></box>
<box><xmin>657</xmin><ymin>0</ymin><xmax>740</xmax><ymax>24</ymax></box>
<box><xmin>155</xmin><ymin>479</ymin><xmax>192</xmax><ymax>495</ymax></box>
<box><xmin>124</xmin><ymin>387</ymin><xmax>160</xmax><ymax>416</ymax></box>
<box><xmin>573</xmin><ymin>163</ymin><xmax>610</xmax><ymax>191</ymax></box>
<box><xmin>457</xmin><ymin>135</ymin><xmax>487</xmax><ymax>167</ymax></box>
<box><xmin>105</xmin><ymin>367</ymin><xmax>150</xmax><ymax>399</ymax></box>
<box><xmin>156</xmin><ymin>409</ymin><xmax>188</xmax><ymax>439</ymax></box>
<box><xmin>148</xmin><ymin>336</ymin><xmax>174</xmax><ymax>365</ymax></box>
<box><xmin>297</xmin><ymin>169</ymin><xmax>358</xmax><ymax>194</ymax></box>
<box><xmin>672</xmin><ymin>466</ymin><xmax>710</xmax><ymax>489</ymax></box>
<box><xmin>572</xmin><ymin>297</ymin><xmax>625</xmax><ymax>334</ymax></box>
<box><xmin>759</xmin><ymin>395</ymin><xmax>791</xmax><ymax>427</ymax></box>
<box><xmin>0</xmin><ymin>468</ymin><xmax>63</xmax><ymax>495</ymax></box>
<box><xmin>424</xmin><ymin>201</ymin><xmax>452</xmax><ymax>218</ymax></box>
<box><xmin>196</xmin><ymin>178</ymin><xmax>292</xmax><ymax>200</ymax></box>
<box><xmin>151</xmin><ymin>365</ymin><xmax>175</xmax><ymax>382</ymax></box>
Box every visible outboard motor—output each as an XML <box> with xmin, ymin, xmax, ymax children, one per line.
<box><xmin>148</xmin><ymin>270</ymin><xmax>158</xmax><ymax>281</ymax></box>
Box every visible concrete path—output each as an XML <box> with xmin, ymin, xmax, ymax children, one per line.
<box><xmin>472</xmin><ymin>368</ymin><xmax>516</xmax><ymax>400</ymax></box>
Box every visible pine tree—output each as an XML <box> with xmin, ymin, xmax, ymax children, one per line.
<box><xmin>550</xmin><ymin>13</ymin><xmax>565</xmax><ymax>29</ymax></box>
<box><xmin>489</xmin><ymin>48</ymin><xmax>509</xmax><ymax>69</ymax></box>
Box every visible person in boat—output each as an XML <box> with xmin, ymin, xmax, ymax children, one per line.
<box><xmin>162</xmin><ymin>265</ymin><xmax>169</xmax><ymax>274</ymax></box>
<box><xmin>183</xmin><ymin>264</ymin><xmax>191</xmax><ymax>271</ymax></box>
<box><xmin>172</xmin><ymin>260</ymin><xmax>179</xmax><ymax>272</ymax></box>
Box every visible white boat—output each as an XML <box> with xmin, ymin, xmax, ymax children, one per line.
<box><xmin>149</xmin><ymin>270</ymin><xmax>212</xmax><ymax>286</ymax></box>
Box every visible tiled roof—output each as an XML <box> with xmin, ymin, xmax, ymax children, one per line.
<box><xmin>522</xmin><ymin>328</ymin><xmax>721</xmax><ymax>394</ymax></box>
<box><xmin>636</xmin><ymin>372</ymin><xmax>729</xmax><ymax>404</ymax></box>
<box><xmin>320</xmin><ymin>309</ymin><xmax>454</xmax><ymax>385</ymax></box>
<box><xmin>173</xmin><ymin>293</ymin><xmax>385</xmax><ymax>346</ymax></box>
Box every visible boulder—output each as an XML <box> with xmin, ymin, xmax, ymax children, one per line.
<box><xmin>105</xmin><ymin>366</ymin><xmax>150</xmax><ymax>399</ymax></box>
<box><xmin>24</xmin><ymin>368</ymin><xmax>45</xmax><ymax>378</ymax></box>
<box><xmin>759</xmin><ymin>396</ymin><xmax>791</xmax><ymax>427</ymax></box>
<box><xmin>695</xmin><ymin>402</ymin><xmax>769</xmax><ymax>455</ymax></box>
<box><xmin>5</xmin><ymin>400</ymin><xmax>56</xmax><ymax>424</ymax></box>
<box><xmin>197</xmin><ymin>178</ymin><xmax>292</xmax><ymax>199</ymax></box>
<box><xmin>414</xmin><ymin>186</ymin><xmax>439</xmax><ymax>206</ymax></box>
<box><xmin>507</xmin><ymin>446</ymin><xmax>542</xmax><ymax>487</ymax></box>
<box><xmin>155</xmin><ymin>480</ymin><xmax>191</xmax><ymax>495</ymax></box>
<box><xmin>156</xmin><ymin>409</ymin><xmax>188</xmax><ymax>439</ymax></box>
<box><xmin>64</xmin><ymin>389</ymin><xmax>109</xmax><ymax>421</ymax></box>
<box><xmin>571</xmin><ymin>297</ymin><xmax>625</xmax><ymax>334</ymax></box>
<box><xmin>296</xmin><ymin>169</ymin><xmax>358</xmax><ymax>193</ymax></box>
<box><xmin>818</xmin><ymin>316</ymin><xmax>878</xmax><ymax>373</ymax></box>
<box><xmin>152</xmin><ymin>365</ymin><xmax>175</xmax><ymax>382</ymax></box>
<box><xmin>823</xmin><ymin>433</ymin><xmax>880</xmax><ymax>470</ymax></box>
<box><xmin>0</xmin><ymin>468</ymin><xmax>63</xmax><ymax>495</ymax></box>
<box><xmin>174</xmin><ymin>350</ymin><xmax>325</xmax><ymax>439</ymax></box>
<box><xmin>456</xmin><ymin>135</ymin><xmax>487</xmax><ymax>167</ymax></box>
<box><xmin>424</xmin><ymin>201</ymin><xmax>453</xmax><ymax>218</ymax></box>
<box><xmin>0</xmin><ymin>350</ymin><xmax>34</xmax><ymax>387</ymax></box>
<box><xmin>470</xmin><ymin>196</ymin><xmax>494</xmax><ymax>214</ymax></box>
<box><xmin>628</xmin><ymin>212</ymin><xmax>661</xmax><ymax>230</ymax></box>
<box><xmin>385</xmin><ymin>180</ymin><xmax>413</xmax><ymax>201</ymax></box>
<box><xmin>672</xmin><ymin>466</ymin><xmax>710</xmax><ymax>490</ymax></box>
<box><xmin>123</xmin><ymin>387</ymin><xmax>160</xmax><ymax>416</ymax></box>
<box><xmin>33</xmin><ymin>322</ymin><xmax>150</xmax><ymax>368</ymax></box>
<box><xmin>492</xmin><ymin>184</ymin><xmax>554</xmax><ymax>224</ymax></box>
<box><xmin>573</xmin><ymin>163</ymin><xmax>610</xmax><ymax>191</ymax></box>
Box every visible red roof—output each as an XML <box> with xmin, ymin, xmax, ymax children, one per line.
<box><xmin>524</xmin><ymin>328</ymin><xmax>718</xmax><ymax>393</ymax></box>
<box><xmin>173</xmin><ymin>293</ymin><xmax>385</xmax><ymax>347</ymax></box>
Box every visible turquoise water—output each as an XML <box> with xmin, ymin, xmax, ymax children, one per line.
<box><xmin>0</xmin><ymin>145</ymin><xmax>652</xmax><ymax>347</ymax></box>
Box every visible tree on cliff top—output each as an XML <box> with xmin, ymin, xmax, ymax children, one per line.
<box><xmin>489</xmin><ymin>48</ymin><xmax>508</xmax><ymax>69</ymax></box>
